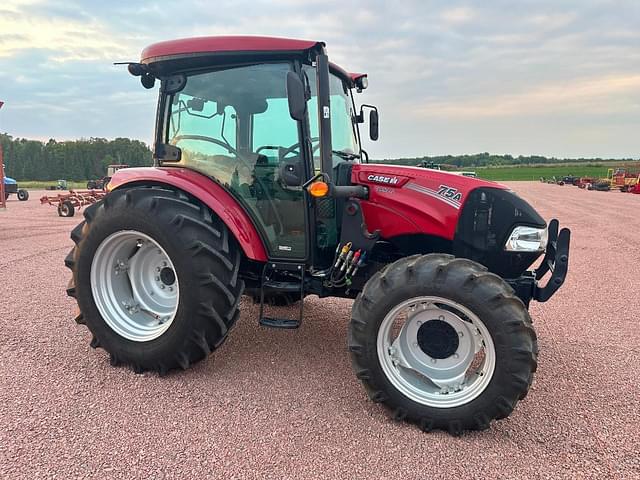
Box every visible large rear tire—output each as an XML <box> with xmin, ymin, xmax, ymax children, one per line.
<box><xmin>65</xmin><ymin>186</ymin><xmax>244</xmax><ymax>374</ymax></box>
<box><xmin>349</xmin><ymin>254</ymin><xmax>537</xmax><ymax>435</ymax></box>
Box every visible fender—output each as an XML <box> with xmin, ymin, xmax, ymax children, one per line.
<box><xmin>108</xmin><ymin>167</ymin><xmax>268</xmax><ymax>262</ymax></box>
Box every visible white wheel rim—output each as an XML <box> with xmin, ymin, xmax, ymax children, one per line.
<box><xmin>91</xmin><ymin>230</ymin><xmax>179</xmax><ymax>342</ymax></box>
<box><xmin>377</xmin><ymin>296</ymin><xmax>496</xmax><ymax>408</ymax></box>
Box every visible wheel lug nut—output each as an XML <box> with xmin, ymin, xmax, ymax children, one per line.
<box><xmin>431</xmin><ymin>358</ymin><xmax>437</xmax><ymax>364</ymax></box>
<box><xmin>156</xmin><ymin>267</ymin><xmax>161</xmax><ymax>272</ymax></box>
<box><xmin>160</xmin><ymin>285</ymin><xmax>165</xmax><ymax>289</ymax></box>
<box><xmin>155</xmin><ymin>276</ymin><xmax>160</xmax><ymax>281</ymax></box>
<box><xmin>412</xmin><ymin>342</ymin><xmax>418</xmax><ymax>347</ymax></box>
<box><xmin>162</xmin><ymin>261</ymin><xmax>167</xmax><ymax>267</ymax></box>
<box><xmin>458</xmin><ymin>331</ymin><xmax>463</xmax><ymax>337</ymax></box>
<box><xmin>416</xmin><ymin>320</ymin><xmax>422</xmax><ymax>325</ymax></box>
<box><xmin>169</xmin><ymin>287</ymin><xmax>173</xmax><ymax>292</ymax></box>
<box><xmin>439</xmin><ymin>315</ymin><xmax>444</xmax><ymax>320</ymax></box>
<box><xmin>453</xmin><ymin>353</ymin><xmax>459</xmax><ymax>359</ymax></box>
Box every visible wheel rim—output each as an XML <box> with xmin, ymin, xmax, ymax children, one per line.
<box><xmin>377</xmin><ymin>296</ymin><xmax>496</xmax><ymax>408</ymax></box>
<box><xmin>91</xmin><ymin>230</ymin><xmax>179</xmax><ymax>342</ymax></box>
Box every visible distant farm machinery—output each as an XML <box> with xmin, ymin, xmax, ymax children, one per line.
<box><xmin>606</xmin><ymin>168</ymin><xmax>640</xmax><ymax>192</ymax></box>
<box><xmin>40</xmin><ymin>190</ymin><xmax>106</xmax><ymax>217</ymax></box>
<box><xmin>86</xmin><ymin>164</ymin><xmax>129</xmax><ymax>190</ymax></box>
<box><xmin>543</xmin><ymin>168</ymin><xmax>640</xmax><ymax>193</ymax></box>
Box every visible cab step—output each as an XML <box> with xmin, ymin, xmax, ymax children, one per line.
<box><xmin>259</xmin><ymin>316</ymin><xmax>301</xmax><ymax>329</ymax></box>
<box><xmin>258</xmin><ymin>262</ymin><xmax>305</xmax><ymax>329</ymax></box>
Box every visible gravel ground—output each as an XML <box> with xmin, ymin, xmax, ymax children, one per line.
<box><xmin>0</xmin><ymin>184</ymin><xmax>638</xmax><ymax>479</ymax></box>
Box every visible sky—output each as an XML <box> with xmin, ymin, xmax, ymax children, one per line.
<box><xmin>0</xmin><ymin>0</ymin><xmax>639</xmax><ymax>159</ymax></box>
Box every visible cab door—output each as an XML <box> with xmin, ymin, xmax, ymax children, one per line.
<box><xmin>165</xmin><ymin>62</ymin><xmax>308</xmax><ymax>260</ymax></box>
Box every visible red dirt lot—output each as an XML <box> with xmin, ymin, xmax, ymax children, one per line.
<box><xmin>0</xmin><ymin>184</ymin><xmax>638</xmax><ymax>479</ymax></box>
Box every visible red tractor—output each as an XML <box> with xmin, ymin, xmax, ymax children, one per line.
<box><xmin>65</xmin><ymin>36</ymin><xmax>571</xmax><ymax>435</ymax></box>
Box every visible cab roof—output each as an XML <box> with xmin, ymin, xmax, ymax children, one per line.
<box><xmin>141</xmin><ymin>36</ymin><xmax>366</xmax><ymax>86</ymax></box>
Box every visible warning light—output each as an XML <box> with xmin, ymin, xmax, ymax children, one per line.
<box><xmin>308</xmin><ymin>181</ymin><xmax>330</xmax><ymax>197</ymax></box>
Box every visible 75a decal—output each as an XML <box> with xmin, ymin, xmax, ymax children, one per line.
<box><xmin>437</xmin><ymin>185</ymin><xmax>463</xmax><ymax>202</ymax></box>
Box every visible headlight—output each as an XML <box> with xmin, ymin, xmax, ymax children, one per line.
<box><xmin>504</xmin><ymin>226</ymin><xmax>548</xmax><ymax>252</ymax></box>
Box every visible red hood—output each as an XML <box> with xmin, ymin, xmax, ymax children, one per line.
<box><xmin>351</xmin><ymin>164</ymin><xmax>505</xmax><ymax>241</ymax></box>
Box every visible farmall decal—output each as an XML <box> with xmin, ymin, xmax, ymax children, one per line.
<box><xmin>367</xmin><ymin>174</ymin><xmax>400</xmax><ymax>185</ymax></box>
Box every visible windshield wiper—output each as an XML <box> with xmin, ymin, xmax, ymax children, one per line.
<box><xmin>332</xmin><ymin>150</ymin><xmax>360</xmax><ymax>161</ymax></box>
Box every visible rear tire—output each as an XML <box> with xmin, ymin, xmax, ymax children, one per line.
<box><xmin>349</xmin><ymin>254</ymin><xmax>537</xmax><ymax>435</ymax></box>
<box><xmin>65</xmin><ymin>186</ymin><xmax>244</xmax><ymax>374</ymax></box>
<box><xmin>17</xmin><ymin>189</ymin><xmax>29</xmax><ymax>201</ymax></box>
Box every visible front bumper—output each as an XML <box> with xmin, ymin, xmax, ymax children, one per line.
<box><xmin>4</xmin><ymin>183</ymin><xmax>18</xmax><ymax>194</ymax></box>
<box><xmin>507</xmin><ymin>219</ymin><xmax>571</xmax><ymax>306</ymax></box>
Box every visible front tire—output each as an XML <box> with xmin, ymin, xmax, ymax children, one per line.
<box><xmin>17</xmin><ymin>189</ymin><xmax>29</xmax><ymax>201</ymax></box>
<box><xmin>349</xmin><ymin>254</ymin><xmax>537</xmax><ymax>435</ymax></box>
<box><xmin>65</xmin><ymin>186</ymin><xmax>244</xmax><ymax>374</ymax></box>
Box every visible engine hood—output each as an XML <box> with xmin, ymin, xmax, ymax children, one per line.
<box><xmin>351</xmin><ymin>163</ymin><xmax>507</xmax><ymax>241</ymax></box>
<box><xmin>3</xmin><ymin>176</ymin><xmax>17</xmax><ymax>185</ymax></box>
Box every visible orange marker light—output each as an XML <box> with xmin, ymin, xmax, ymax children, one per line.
<box><xmin>308</xmin><ymin>181</ymin><xmax>330</xmax><ymax>197</ymax></box>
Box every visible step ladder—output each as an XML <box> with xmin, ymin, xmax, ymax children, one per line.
<box><xmin>258</xmin><ymin>262</ymin><xmax>305</xmax><ymax>329</ymax></box>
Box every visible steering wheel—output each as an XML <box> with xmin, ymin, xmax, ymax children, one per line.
<box><xmin>172</xmin><ymin>134</ymin><xmax>285</xmax><ymax>234</ymax></box>
<box><xmin>172</xmin><ymin>134</ymin><xmax>241</xmax><ymax>158</ymax></box>
<box><xmin>278</xmin><ymin>137</ymin><xmax>321</xmax><ymax>158</ymax></box>
<box><xmin>255</xmin><ymin>145</ymin><xmax>279</xmax><ymax>155</ymax></box>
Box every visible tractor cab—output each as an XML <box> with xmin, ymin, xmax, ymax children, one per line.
<box><xmin>126</xmin><ymin>37</ymin><xmax>377</xmax><ymax>264</ymax></box>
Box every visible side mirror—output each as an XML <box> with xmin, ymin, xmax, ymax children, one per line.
<box><xmin>141</xmin><ymin>73</ymin><xmax>155</xmax><ymax>89</ymax></box>
<box><xmin>286</xmin><ymin>71</ymin><xmax>307</xmax><ymax>121</ymax></box>
<box><xmin>356</xmin><ymin>104</ymin><xmax>380</xmax><ymax>141</ymax></box>
<box><xmin>369</xmin><ymin>109</ymin><xmax>379</xmax><ymax>141</ymax></box>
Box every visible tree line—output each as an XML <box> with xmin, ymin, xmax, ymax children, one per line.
<box><xmin>373</xmin><ymin>152</ymin><xmax>638</xmax><ymax>168</ymax></box>
<box><xmin>0</xmin><ymin>134</ymin><xmax>152</xmax><ymax>181</ymax></box>
<box><xmin>1</xmin><ymin>133</ymin><xmax>636</xmax><ymax>180</ymax></box>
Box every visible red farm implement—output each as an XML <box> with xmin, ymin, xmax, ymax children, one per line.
<box><xmin>40</xmin><ymin>190</ymin><xmax>106</xmax><ymax>217</ymax></box>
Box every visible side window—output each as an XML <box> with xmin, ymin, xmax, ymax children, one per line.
<box><xmin>169</xmin><ymin>94</ymin><xmax>237</xmax><ymax>185</ymax></box>
<box><xmin>253</xmin><ymin>98</ymin><xmax>299</xmax><ymax>156</ymax></box>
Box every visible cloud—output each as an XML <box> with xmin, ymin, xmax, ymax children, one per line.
<box><xmin>441</xmin><ymin>7</ymin><xmax>475</xmax><ymax>24</ymax></box>
<box><xmin>415</xmin><ymin>74</ymin><xmax>640</xmax><ymax>117</ymax></box>
<box><xmin>0</xmin><ymin>4</ymin><xmax>133</xmax><ymax>61</ymax></box>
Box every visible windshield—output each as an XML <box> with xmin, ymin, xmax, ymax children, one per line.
<box><xmin>304</xmin><ymin>66</ymin><xmax>360</xmax><ymax>169</ymax></box>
